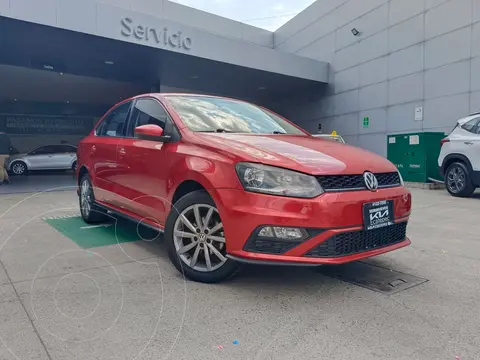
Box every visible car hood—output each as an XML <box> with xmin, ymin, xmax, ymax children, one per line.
<box><xmin>195</xmin><ymin>133</ymin><xmax>397</xmax><ymax>175</ymax></box>
<box><xmin>6</xmin><ymin>154</ymin><xmax>26</xmax><ymax>162</ymax></box>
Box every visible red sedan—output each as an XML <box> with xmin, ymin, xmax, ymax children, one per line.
<box><xmin>76</xmin><ymin>93</ymin><xmax>411</xmax><ymax>283</ymax></box>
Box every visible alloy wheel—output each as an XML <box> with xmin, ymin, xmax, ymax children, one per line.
<box><xmin>173</xmin><ymin>204</ymin><xmax>227</xmax><ymax>272</ymax></box>
<box><xmin>12</xmin><ymin>162</ymin><xmax>25</xmax><ymax>175</ymax></box>
<box><xmin>80</xmin><ymin>180</ymin><xmax>92</xmax><ymax>218</ymax></box>
<box><xmin>447</xmin><ymin>165</ymin><xmax>466</xmax><ymax>194</ymax></box>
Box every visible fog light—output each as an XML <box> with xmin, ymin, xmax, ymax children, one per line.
<box><xmin>258</xmin><ymin>226</ymin><xmax>307</xmax><ymax>240</ymax></box>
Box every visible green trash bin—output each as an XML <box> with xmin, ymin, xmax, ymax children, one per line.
<box><xmin>387</xmin><ymin>132</ymin><xmax>446</xmax><ymax>183</ymax></box>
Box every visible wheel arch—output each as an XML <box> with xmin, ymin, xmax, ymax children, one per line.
<box><xmin>171</xmin><ymin>180</ymin><xmax>207</xmax><ymax>205</ymax></box>
<box><xmin>9</xmin><ymin>159</ymin><xmax>28</xmax><ymax>174</ymax></box>
<box><xmin>169</xmin><ymin>176</ymin><xmax>213</xmax><ymax>210</ymax></box>
<box><xmin>77</xmin><ymin>165</ymin><xmax>90</xmax><ymax>185</ymax></box>
<box><xmin>442</xmin><ymin>154</ymin><xmax>473</xmax><ymax>175</ymax></box>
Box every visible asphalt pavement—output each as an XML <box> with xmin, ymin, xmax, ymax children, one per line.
<box><xmin>0</xmin><ymin>188</ymin><xmax>478</xmax><ymax>360</ymax></box>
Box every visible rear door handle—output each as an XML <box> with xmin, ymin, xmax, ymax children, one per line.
<box><xmin>89</xmin><ymin>145</ymin><xmax>96</xmax><ymax>155</ymax></box>
<box><xmin>118</xmin><ymin>147</ymin><xmax>126</xmax><ymax>155</ymax></box>
<box><xmin>464</xmin><ymin>141</ymin><xmax>474</xmax><ymax>145</ymax></box>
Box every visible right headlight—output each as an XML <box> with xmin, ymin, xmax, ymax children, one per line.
<box><xmin>235</xmin><ymin>162</ymin><xmax>324</xmax><ymax>198</ymax></box>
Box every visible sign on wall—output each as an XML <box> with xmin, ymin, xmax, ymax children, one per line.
<box><xmin>363</xmin><ymin>117</ymin><xmax>370</xmax><ymax>128</ymax></box>
<box><xmin>415</xmin><ymin>107</ymin><xmax>423</xmax><ymax>121</ymax></box>
<box><xmin>0</xmin><ymin>115</ymin><xmax>94</xmax><ymax>135</ymax></box>
<box><xmin>120</xmin><ymin>17</ymin><xmax>192</xmax><ymax>51</ymax></box>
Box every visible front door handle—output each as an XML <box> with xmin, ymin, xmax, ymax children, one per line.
<box><xmin>118</xmin><ymin>147</ymin><xmax>126</xmax><ymax>156</ymax></box>
<box><xmin>464</xmin><ymin>141</ymin><xmax>474</xmax><ymax>145</ymax></box>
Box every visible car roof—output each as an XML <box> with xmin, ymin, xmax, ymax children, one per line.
<box><xmin>120</xmin><ymin>92</ymin><xmax>259</xmax><ymax>110</ymax></box>
<box><xmin>129</xmin><ymin>93</ymin><xmax>240</xmax><ymax>102</ymax></box>
<box><xmin>458</xmin><ymin>113</ymin><xmax>480</xmax><ymax>125</ymax></box>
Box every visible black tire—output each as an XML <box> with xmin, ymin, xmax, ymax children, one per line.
<box><xmin>10</xmin><ymin>160</ymin><xmax>27</xmax><ymax>176</ymax></box>
<box><xmin>445</xmin><ymin>162</ymin><xmax>476</xmax><ymax>197</ymax></box>
<box><xmin>79</xmin><ymin>173</ymin><xmax>108</xmax><ymax>223</ymax></box>
<box><xmin>165</xmin><ymin>190</ymin><xmax>240</xmax><ymax>283</ymax></box>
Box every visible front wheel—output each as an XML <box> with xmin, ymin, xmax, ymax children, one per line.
<box><xmin>10</xmin><ymin>161</ymin><xmax>27</xmax><ymax>176</ymax></box>
<box><xmin>445</xmin><ymin>162</ymin><xmax>476</xmax><ymax>197</ymax></box>
<box><xmin>165</xmin><ymin>190</ymin><xmax>240</xmax><ymax>283</ymax></box>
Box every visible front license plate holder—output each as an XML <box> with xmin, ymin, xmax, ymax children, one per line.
<box><xmin>362</xmin><ymin>200</ymin><xmax>394</xmax><ymax>231</ymax></box>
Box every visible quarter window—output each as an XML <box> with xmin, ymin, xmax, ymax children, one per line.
<box><xmin>461</xmin><ymin>118</ymin><xmax>480</xmax><ymax>133</ymax></box>
<box><xmin>97</xmin><ymin>101</ymin><xmax>132</xmax><ymax>137</ymax></box>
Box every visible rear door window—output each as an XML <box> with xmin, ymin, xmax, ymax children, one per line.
<box><xmin>30</xmin><ymin>145</ymin><xmax>57</xmax><ymax>155</ymax></box>
<box><xmin>473</xmin><ymin>121</ymin><xmax>480</xmax><ymax>135</ymax></box>
<box><xmin>57</xmin><ymin>145</ymin><xmax>77</xmax><ymax>153</ymax></box>
<box><xmin>48</xmin><ymin>145</ymin><xmax>67</xmax><ymax>154</ymax></box>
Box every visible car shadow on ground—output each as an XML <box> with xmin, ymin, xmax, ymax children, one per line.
<box><xmin>470</xmin><ymin>191</ymin><xmax>480</xmax><ymax>199</ymax></box>
<box><xmin>109</xmin><ymin>217</ymin><xmax>171</xmax><ymax>260</ymax></box>
<box><xmin>114</xmin><ymin>219</ymin><xmax>326</xmax><ymax>286</ymax></box>
<box><xmin>111</xmin><ymin>217</ymin><xmax>418</xmax><ymax>291</ymax></box>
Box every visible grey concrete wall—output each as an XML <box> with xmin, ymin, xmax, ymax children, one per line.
<box><xmin>0</xmin><ymin>0</ymin><xmax>273</xmax><ymax>47</ymax></box>
<box><xmin>0</xmin><ymin>0</ymin><xmax>328</xmax><ymax>82</ymax></box>
<box><xmin>273</xmin><ymin>0</ymin><xmax>479</xmax><ymax>156</ymax></box>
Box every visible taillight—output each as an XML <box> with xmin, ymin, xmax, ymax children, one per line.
<box><xmin>440</xmin><ymin>138</ymin><xmax>450</xmax><ymax>147</ymax></box>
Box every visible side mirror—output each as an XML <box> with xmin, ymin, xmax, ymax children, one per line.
<box><xmin>134</xmin><ymin>124</ymin><xmax>170</xmax><ymax>142</ymax></box>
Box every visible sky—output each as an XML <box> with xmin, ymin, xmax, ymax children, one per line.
<box><xmin>169</xmin><ymin>0</ymin><xmax>316</xmax><ymax>31</ymax></box>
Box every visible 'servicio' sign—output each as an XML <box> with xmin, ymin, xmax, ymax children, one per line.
<box><xmin>121</xmin><ymin>17</ymin><xmax>192</xmax><ymax>51</ymax></box>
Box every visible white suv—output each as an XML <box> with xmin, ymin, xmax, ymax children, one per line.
<box><xmin>438</xmin><ymin>113</ymin><xmax>480</xmax><ymax>197</ymax></box>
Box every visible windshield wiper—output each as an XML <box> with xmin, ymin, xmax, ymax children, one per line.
<box><xmin>198</xmin><ymin>128</ymin><xmax>232</xmax><ymax>133</ymax></box>
<box><xmin>272</xmin><ymin>131</ymin><xmax>287</xmax><ymax>134</ymax></box>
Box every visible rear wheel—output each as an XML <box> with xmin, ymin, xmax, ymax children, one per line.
<box><xmin>79</xmin><ymin>174</ymin><xmax>108</xmax><ymax>223</ymax></box>
<box><xmin>445</xmin><ymin>162</ymin><xmax>476</xmax><ymax>197</ymax></box>
<box><xmin>165</xmin><ymin>190</ymin><xmax>240</xmax><ymax>283</ymax></box>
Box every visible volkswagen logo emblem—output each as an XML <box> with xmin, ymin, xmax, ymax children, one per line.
<box><xmin>363</xmin><ymin>171</ymin><xmax>378</xmax><ymax>191</ymax></box>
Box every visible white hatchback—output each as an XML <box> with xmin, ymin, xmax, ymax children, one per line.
<box><xmin>6</xmin><ymin>144</ymin><xmax>77</xmax><ymax>176</ymax></box>
<box><xmin>438</xmin><ymin>114</ymin><xmax>480</xmax><ymax>197</ymax></box>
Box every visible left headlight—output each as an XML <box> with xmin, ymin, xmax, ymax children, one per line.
<box><xmin>235</xmin><ymin>162</ymin><xmax>324</xmax><ymax>198</ymax></box>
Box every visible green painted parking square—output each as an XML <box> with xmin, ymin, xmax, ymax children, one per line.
<box><xmin>44</xmin><ymin>216</ymin><xmax>142</xmax><ymax>248</ymax></box>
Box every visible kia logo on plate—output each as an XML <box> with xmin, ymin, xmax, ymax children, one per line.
<box><xmin>363</xmin><ymin>171</ymin><xmax>378</xmax><ymax>191</ymax></box>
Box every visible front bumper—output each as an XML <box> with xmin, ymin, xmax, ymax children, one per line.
<box><xmin>4</xmin><ymin>158</ymin><xmax>12</xmax><ymax>171</ymax></box>
<box><xmin>211</xmin><ymin>186</ymin><xmax>411</xmax><ymax>265</ymax></box>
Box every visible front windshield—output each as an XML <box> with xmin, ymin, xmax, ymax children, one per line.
<box><xmin>165</xmin><ymin>95</ymin><xmax>306</xmax><ymax>135</ymax></box>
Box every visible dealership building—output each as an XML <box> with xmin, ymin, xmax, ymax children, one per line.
<box><xmin>0</xmin><ymin>0</ymin><xmax>477</xmax><ymax>157</ymax></box>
